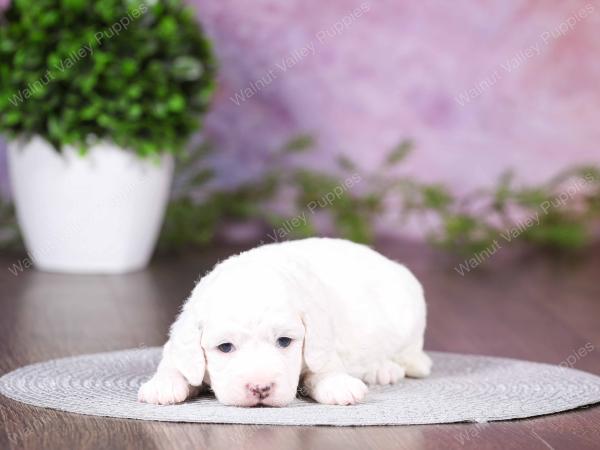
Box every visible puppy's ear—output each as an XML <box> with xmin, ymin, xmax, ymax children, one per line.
<box><xmin>300</xmin><ymin>299</ymin><xmax>338</xmax><ymax>373</ymax></box>
<box><xmin>283</xmin><ymin>260</ymin><xmax>340</xmax><ymax>374</ymax></box>
<box><xmin>164</xmin><ymin>304</ymin><xmax>205</xmax><ymax>386</ymax></box>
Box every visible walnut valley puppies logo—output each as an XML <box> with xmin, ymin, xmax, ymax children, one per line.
<box><xmin>229</xmin><ymin>2</ymin><xmax>371</xmax><ymax>106</ymax></box>
<box><xmin>6</xmin><ymin>177</ymin><xmax>145</xmax><ymax>276</ymax></box>
<box><xmin>558</xmin><ymin>343</ymin><xmax>595</xmax><ymax>371</ymax></box>
<box><xmin>262</xmin><ymin>173</ymin><xmax>362</xmax><ymax>243</ymax></box>
<box><xmin>454</xmin><ymin>172</ymin><xmax>597</xmax><ymax>275</ymax></box>
<box><xmin>454</xmin><ymin>422</ymin><xmax>489</xmax><ymax>445</ymax></box>
<box><xmin>455</xmin><ymin>3</ymin><xmax>595</xmax><ymax>106</ymax></box>
<box><xmin>7</xmin><ymin>3</ymin><xmax>148</xmax><ymax>107</ymax></box>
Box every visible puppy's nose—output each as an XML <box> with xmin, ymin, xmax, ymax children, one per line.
<box><xmin>247</xmin><ymin>383</ymin><xmax>274</xmax><ymax>399</ymax></box>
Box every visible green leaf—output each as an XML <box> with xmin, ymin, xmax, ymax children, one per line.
<box><xmin>128</xmin><ymin>104</ymin><xmax>142</xmax><ymax>119</ymax></box>
<box><xmin>514</xmin><ymin>188</ymin><xmax>548</xmax><ymax>208</ymax></box>
<box><xmin>121</xmin><ymin>59</ymin><xmax>138</xmax><ymax>77</ymax></box>
<box><xmin>524</xmin><ymin>221</ymin><xmax>587</xmax><ymax>250</ymax></box>
<box><xmin>492</xmin><ymin>170</ymin><xmax>514</xmax><ymax>211</ymax></box>
<box><xmin>386</xmin><ymin>139</ymin><xmax>412</xmax><ymax>165</ymax></box>
<box><xmin>4</xmin><ymin>112</ymin><xmax>21</xmax><ymax>126</ymax></box>
<box><xmin>283</xmin><ymin>134</ymin><xmax>314</xmax><ymax>153</ymax></box>
<box><xmin>41</xmin><ymin>11</ymin><xmax>60</xmax><ymax>27</ymax></box>
<box><xmin>421</xmin><ymin>185</ymin><xmax>453</xmax><ymax>211</ymax></box>
<box><xmin>48</xmin><ymin>116</ymin><xmax>63</xmax><ymax>139</ymax></box>
<box><xmin>190</xmin><ymin>169</ymin><xmax>215</xmax><ymax>186</ymax></box>
<box><xmin>158</xmin><ymin>16</ymin><xmax>178</xmax><ymax>39</ymax></box>
<box><xmin>61</xmin><ymin>0</ymin><xmax>87</xmax><ymax>11</ymax></box>
<box><xmin>167</xmin><ymin>94</ymin><xmax>186</xmax><ymax>112</ymax></box>
<box><xmin>79</xmin><ymin>75</ymin><xmax>97</xmax><ymax>94</ymax></box>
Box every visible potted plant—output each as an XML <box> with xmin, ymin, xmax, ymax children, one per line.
<box><xmin>0</xmin><ymin>0</ymin><xmax>215</xmax><ymax>273</ymax></box>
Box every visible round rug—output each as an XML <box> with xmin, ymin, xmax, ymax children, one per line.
<box><xmin>0</xmin><ymin>348</ymin><xmax>599</xmax><ymax>426</ymax></box>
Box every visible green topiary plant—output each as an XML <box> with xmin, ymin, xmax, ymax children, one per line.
<box><xmin>0</xmin><ymin>0</ymin><xmax>216</xmax><ymax>156</ymax></box>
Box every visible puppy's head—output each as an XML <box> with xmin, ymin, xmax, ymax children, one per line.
<box><xmin>202</xmin><ymin>302</ymin><xmax>305</xmax><ymax>406</ymax></box>
<box><xmin>198</xmin><ymin>261</ymin><xmax>314</xmax><ymax>407</ymax></box>
<box><xmin>173</xmin><ymin>255</ymin><xmax>335</xmax><ymax>407</ymax></box>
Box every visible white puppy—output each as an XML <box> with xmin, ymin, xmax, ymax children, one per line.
<box><xmin>138</xmin><ymin>238</ymin><xmax>431</xmax><ymax>407</ymax></box>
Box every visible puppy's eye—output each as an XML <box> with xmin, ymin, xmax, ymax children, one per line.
<box><xmin>276</xmin><ymin>337</ymin><xmax>292</xmax><ymax>348</ymax></box>
<box><xmin>217</xmin><ymin>343</ymin><xmax>235</xmax><ymax>353</ymax></box>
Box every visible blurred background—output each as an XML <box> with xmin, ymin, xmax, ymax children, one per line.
<box><xmin>1</xmin><ymin>0</ymin><xmax>599</xmax><ymax>268</ymax></box>
<box><xmin>188</xmin><ymin>0</ymin><xmax>600</xmax><ymax>190</ymax></box>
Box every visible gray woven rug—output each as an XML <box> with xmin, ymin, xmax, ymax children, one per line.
<box><xmin>1</xmin><ymin>347</ymin><xmax>599</xmax><ymax>426</ymax></box>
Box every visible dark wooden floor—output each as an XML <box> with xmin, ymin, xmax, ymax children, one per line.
<box><xmin>1</xmin><ymin>239</ymin><xmax>599</xmax><ymax>450</ymax></box>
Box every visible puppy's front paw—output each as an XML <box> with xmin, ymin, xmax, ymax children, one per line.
<box><xmin>138</xmin><ymin>370</ymin><xmax>191</xmax><ymax>405</ymax></box>
<box><xmin>308</xmin><ymin>373</ymin><xmax>368</xmax><ymax>405</ymax></box>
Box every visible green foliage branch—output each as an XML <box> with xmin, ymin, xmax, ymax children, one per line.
<box><xmin>160</xmin><ymin>137</ymin><xmax>600</xmax><ymax>254</ymax></box>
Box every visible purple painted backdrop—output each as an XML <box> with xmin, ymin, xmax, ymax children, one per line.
<box><xmin>191</xmin><ymin>0</ymin><xmax>600</xmax><ymax>189</ymax></box>
<box><xmin>2</xmin><ymin>0</ymin><xmax>600</xmax><ymax>235</ymax></box>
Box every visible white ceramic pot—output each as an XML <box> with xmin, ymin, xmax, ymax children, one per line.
<box><xmin>7</xmin><ymin>136</ymin><xmax>174</xmax><ymax>274</ymax></box>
